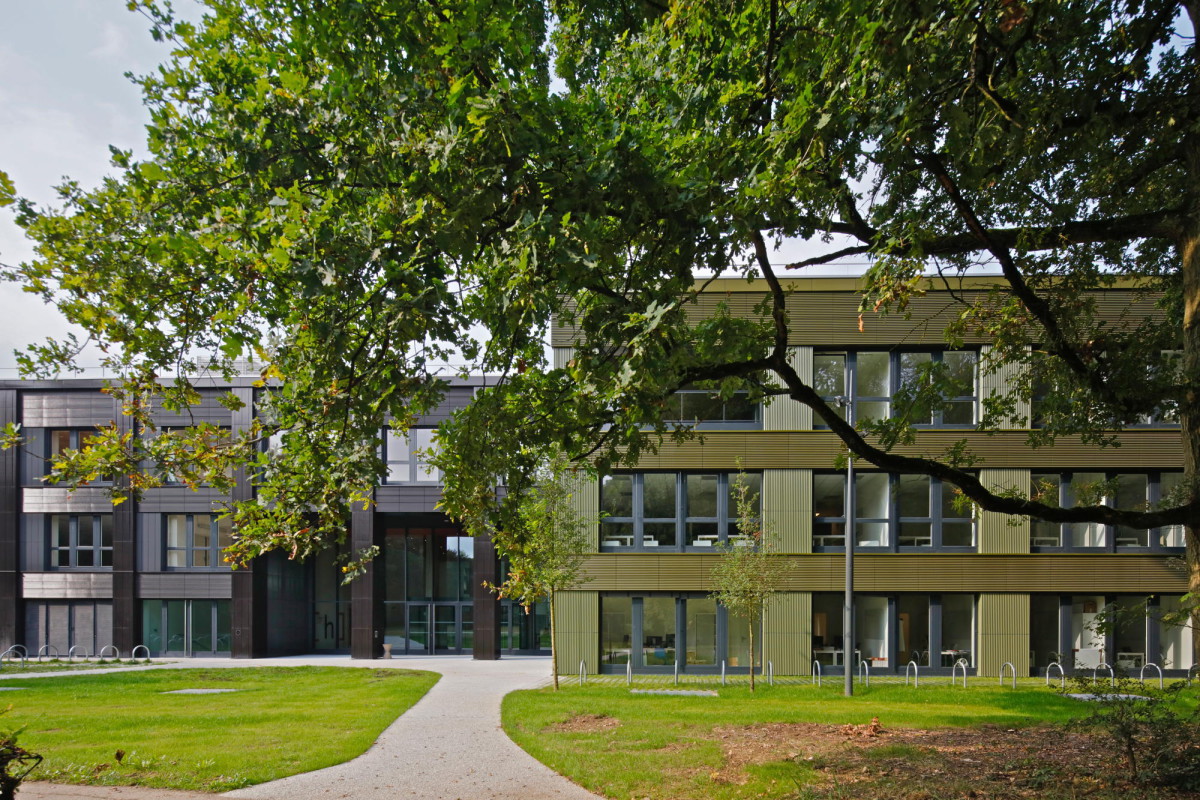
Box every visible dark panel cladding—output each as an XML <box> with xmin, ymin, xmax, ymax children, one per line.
<box><xmin>473</xmin><ymin>534</ymin><xmax>501</xmax><ymax>660</ymax></box>
<box><xmin>350</xmin><ymin>506</ymin><xmax>381</xmax><ymax>659</ymax></box>
<box><xmin>0</xmin><ymin>390</ymin><xmax>21</xmax><ymax>649</ymax></box>
<box><xmin>111</xmin><ymin>402</ymin><xmax>139</xmax><ymax>654</ymax></box>
<box><xmin>230</xmin><ymin>387</ymin><xmax>266</xmax><ymax>658</ymax></box>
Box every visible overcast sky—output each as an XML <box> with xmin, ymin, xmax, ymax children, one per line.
<box><xmin>0</xmin><ymin>2</ymin><xmax>866</xmax><ymax>376</ymax></box>
<box><xmin>0</xmin><ymin>2</ymin><xmax>206</xmax><ymax>372</ymax></box>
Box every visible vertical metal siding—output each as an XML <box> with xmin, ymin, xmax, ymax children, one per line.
<box><xmin>763</xmin><ymin>348</ymin><xmax>813</xmax><ymax>431</ymax></box>
<box><xmin>977</xmin><ymin>593</ymin><xmax>1030</xmax><ymax>677</ymax></box>
<box><xmin>553</xmin><ymin>347</ymin><xmax>576</xmax><ymax>370</ymax></box>
<box><xmin>763</xmin><ymin>592</ymin><xmax>811</xmax><ymax>675</ymax></box>
<box><xmin>565</xmin><ymin>472</ymin><xmax>600</xmax><ymax>551</ymax></box>
<box><xmin>764</xmin><ymin>469</ymin><xmax>810</xmax><ymax>554</ymax></box>
<box><xmin>978</xmin><ymin>345</ymin><xmax>1030</xmax><ymax>429</ymax></box>
<box><xmin>978</xmin><ymin>470</ymin><xmax>1031</xmax><ymax>554</ymax></box>
<box><xmin>553</xmin><ymin>590</ymin><xmax>599</xmax><ymax>675</ymax></box>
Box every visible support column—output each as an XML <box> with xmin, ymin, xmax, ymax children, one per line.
<box><xmin>228</xmin><ymin>387</ymin><xmax>266</xmax><ymax>658</ymax></box>
<box><xmin>350</xmin><ymin>505</ymin><xmax>381</xmax><ymax>659</ymax></box>
<box><xmin>472</xmin><ymin>534</ymin><xmax>501</xmax><ymax>659</ymax></box>
<box><xmin>0</xmin><ymin>391</ymin><xmax>20</xmax><ymax>651</ymax></box>
<box><xmin>111</xmin><ymin>397</ymin><xmax>139</xmax><ymax>654</ymax></box>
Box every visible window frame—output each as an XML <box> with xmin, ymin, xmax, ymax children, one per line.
<box><xmin>599</xmin><ymin>472</ymin><xmax>761</xmax><ymax>552</ymax></box>
<box><xmin>383</xmin><ymin>428</ymin><xmax>442</xmax><ymax>485</ymax></box>
<box><xmin>814</xmin><ymin>349</ymin><xmax>978</xmax><ymax>429</ymax></box>
<box><xmin>164</xmin><ymin>513</ymin><xmax>232</xmax><ymax>570</ymax></box>
<box><xmin>47</xmin><ymin>514</ymin><xmax>113</xmax><ymax>570</ymax></box>
<box><xmin>811</xmin><ymin>472</ymin><xmax>976</xmax><ymax>552</ymax></box>
<box><xmin>47</xmin><ymin>428</ymin><xmax>112</xmax><ymax>485</ymax></box>
<box><xmin>1029</xmin><ymin>471</ymin><xmax>1185</xmax><ymax>552</ymax></box>
<box><xmin>660</xmin><ymin>388</ymin><xmax>762</xmax><ymax>430</ymax></box>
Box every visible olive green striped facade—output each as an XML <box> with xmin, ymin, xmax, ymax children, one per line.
<box><xmin>550</xmin><ymin>277</ymin><xmax>1187</xmax><ymax>678</ymax></box>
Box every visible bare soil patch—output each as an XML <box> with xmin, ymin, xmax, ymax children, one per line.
<box><xmin>709</xmin><ymin>720</ymin><xmax>1195</xmax><ymax>799</ymax></box>
<box><xmin>546</xmin><ymin>713</ymin><xmax>622</xmax><ymax>733</ymax></box>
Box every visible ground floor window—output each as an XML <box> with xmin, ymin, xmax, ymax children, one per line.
<box><xmin>599</xmin><ymin>594</ymin><xmax>758</xmax><ymax>672</ymax></box>
<box><xmin>24</xmin><ymin>600</ymin><xmax>113</xmax><ymax>656</ymax></box>
<box><xmin>1028</xmin><ymin>594</ymin><xmax>1194</xmax><ymax>675</ymax></box>
<box><xmin>141</xmin><ymin>599</ymin><xmax>230</xmax><ymax>656</ymax></box>
<box><xmin>812</xmin><ymin>593</ymin><xmax>976</xmax><ymax>672</ymax></box>
<box><xmin>500</xmin><ymin>601</ymin><xmax>550</xmax><ymax>653</ymax></box>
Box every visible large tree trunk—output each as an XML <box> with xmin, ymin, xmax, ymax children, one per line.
<box><xmin>1181</xmin><ymin>23</ymin><xmax>1200</xmax><ymax>662</ymax></box>
<box><xmin>1179</xmin><ymin>219</ymin><xmax>1200</xmax><ymax>666</ymax></box>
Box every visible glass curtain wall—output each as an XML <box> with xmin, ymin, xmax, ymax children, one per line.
<box><xmin>381</xmin><ymin>524</ymin><xmax>473</xmax><ymax>654</ymax></box>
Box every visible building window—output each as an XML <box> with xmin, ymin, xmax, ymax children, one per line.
<box><xmin>599</xmin><ymin>594</ymin><xmax>755</xmax><ymax>672</ymax></box>
<box><xmin>141</xmin><ymin>599</ymin><xmax>231</xmax><ymax>655</ymax></box>
<box><xmin>660</xmin><ymin>389</ymin><xmax>760</xmax><ymax>428</ymax></box>
<box><xmin>165</xmin><ymin>514</ymin><xmax>232</xmax><ymax>568</ymax></box>
<box><xmin>47</xmin><ymin>429</ymin><xmax>111</xmax><ymax>484</ymax></box>
<box><xmin>599</xmin><ymin>472</ymin><xmax>761</xmax><ymax>550</ymax></box>
<box><xmin>384</xmin><ymin>428</ymin><xmax>440</xmax><ymax>484</ymax></box>
<box><xmin>812</xmin><ymin>473</ymin><xmax>974</xmax><ymax>550</ymax></box>
<box><xmin>812</xmin><ymin>592</ymin><xmax>976</xmax><ymax>672</ymax></box>
<box><xmin>813</xmin><ymin>350</ymin><xmax>977</xmax><ymax>427</ymax></box>
<box><xmin>1030</xmin><ymin>472</ymin><xmax>1184</xmax><ymax>550</ymax></box>
<box><xmin>48</xmin><ymin>514</ymin><xmax>112</xmax><ymax>569</ymax></box>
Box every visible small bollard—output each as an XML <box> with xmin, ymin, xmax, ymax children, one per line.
<box><xmin>382</xmin><ymin>643</ymin><xmax>393</xmax><ymax>659</ymax></box>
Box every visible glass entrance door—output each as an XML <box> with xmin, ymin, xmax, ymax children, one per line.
<box><xmin>404</xmin><ymin>603</ymin><xmax>469</xmax><ymax>653</ymax></box>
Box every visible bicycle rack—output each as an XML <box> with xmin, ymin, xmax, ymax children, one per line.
<box><xmin>951</xmin><ymin>658</ymin><xmax>969</xmax><ymax>688</ymax></box>
<box><xmin>858</xmin><ymin>659</ymin><xmax>870</xmax><ymax>687</ymax></box>
<box><xmin>1140</xmin><ymin>662</ymin><xmax>1164</xmax><ymax>690</ymax></box>
<box><xmin>67</xmin><ymin>645</ymin><xmax>89</xmax><ymax>663</ymax></box>
<box><xmin>97</xmin><ymin>644</ymin><xmax>119</xmax><ymax>661</ymax></box>
<box><xmin>904</xmin><ymin>660</ymin><xmax>919</xmax><ymax>687</ymax></box>
<box><xmin>811</xmin><ymin>660</ymin><xmax>822</xmax><ymax>687</ymax></box>
<box><xmin>7</xmin><ymin>646</ymin><xmax>26</xmax><ymax>660</ymax></box>
<box><xmin>131</xmin><ymin>645</ymin><xmax>150</xmax><ymax>662</ymax></box>
<box><xmin>1046</xmin><ymin>661</ymin><xmax>1065</xmax><ymax>689</ymax></box>
<box><xmin>999</xmin><ymin>662</ymin><xmax>1016</xmax><ymax>689</ymax></box>
<box><xmin>1092</xmin><ymin>662</ymin><xmax>1115</xmax><ymax>687</ymax></box>
<box><xmin>0</xmin><ymin>647</ymin><xmax>26</xmax><ymax>670</ymax></box>
<box><xmin>579</xmin><ymin>659</ymin><xmax>587</xmax><ymax>687</ymax></box>
<box><xmin>767</xmin><ymin>661</ymin><xmax>774</xmax><ymax>687</ymax></box>
<box><xmin>37</xmin><ymin>645</ymin><xmax>59</xmax><ymax>663</ymax></box>
<box><xmin>1188</xmin><ymin>664</ymin><xmax>1200</xmax><ymax>685</ymax></box>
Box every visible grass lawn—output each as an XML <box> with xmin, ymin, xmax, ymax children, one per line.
<box><xmin>0</xmin><ymin>660</ymin><xmax>166</xmax><ymax>674</ymax></box>
<box><xmin>503</xmin><ymin>680</ymin><xmax>1186</xmax><ymax>800</ymax></box>
<box><xmin>6</xmin><ymin>666</ymin><xmax>438</xmax><ymax>791</ymax></box>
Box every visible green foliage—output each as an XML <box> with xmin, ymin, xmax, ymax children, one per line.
<box><xmin>0</xmin><ymin>707</ymin><xmax>40</xmax><ymax>800</ymax></box>
<box><xmin>0</xmin><ymin>0</ymin><xmax>1196</xmax><ymax>572</ymax></box>
<box><xmin>1067</xmin><ymin>677</ymin><xmax>1200</xmax><ymax>789</ymax></box>
<box><xmin>709</xmin><ymin>467</ymin><xmax>789</xmax><ymax>691</ymax></box>
<box><xmin>484</xmin><ymin>448</ymin><xmax>595</xmax><ymax>689</ymax></box>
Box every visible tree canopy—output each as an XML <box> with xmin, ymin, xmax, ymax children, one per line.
<box><xmin>1</xmin><ymin>0</ymin><xmax>1197</xmax><ymax>573</ymax></box>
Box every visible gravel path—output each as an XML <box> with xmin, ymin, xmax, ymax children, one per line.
<box><xmin>17</xmin><ymin>654</ymin><xmax>601</xmax><ymax>800</ymax></box>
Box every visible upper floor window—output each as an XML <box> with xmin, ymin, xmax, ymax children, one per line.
<box><xmin>384</xmin><ymin>428</ymin><xmax>440</xmax><ymax>484</ymax></box>
<box><xmin>166</xmin><ymin>514</ymin><xmax>232</xmax><ymax>568</ymax></box>
<box><xmin>153</xmin><ymin>426</ymin><xmax>232</xmax><ymax>486</ymax></box>
<box><xmin>49</xmin><ymin>514</ymin><xmax>112</xmax><ymax>569</ymax></box>
<box><xmin>813</xmin><ymin>351</ymin><xmax>977</xmax><ymax>427</ymax></box>
<box><xmin>48</xmin><ymin>429</ymin><xmax>111</xmax><ymax>484</ymax></box>
<box><xmin>660</xmin><ymin>389</ymin><xmax>760</xmax><ymax>428</ymax></box>
<box><xmin>1030</xmin><ymin>471</ymin><xmax>1184</xmax><ymax>550</ymax></box>
<box><xmin>599</xmin><ymin>472</ymin><xmax>761</xmax><ymax>550</ymax></box>
<box><xmin>812</xmin><ymin>472</ymin><xmax>975</xmax><ymax>550</ymax></box>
